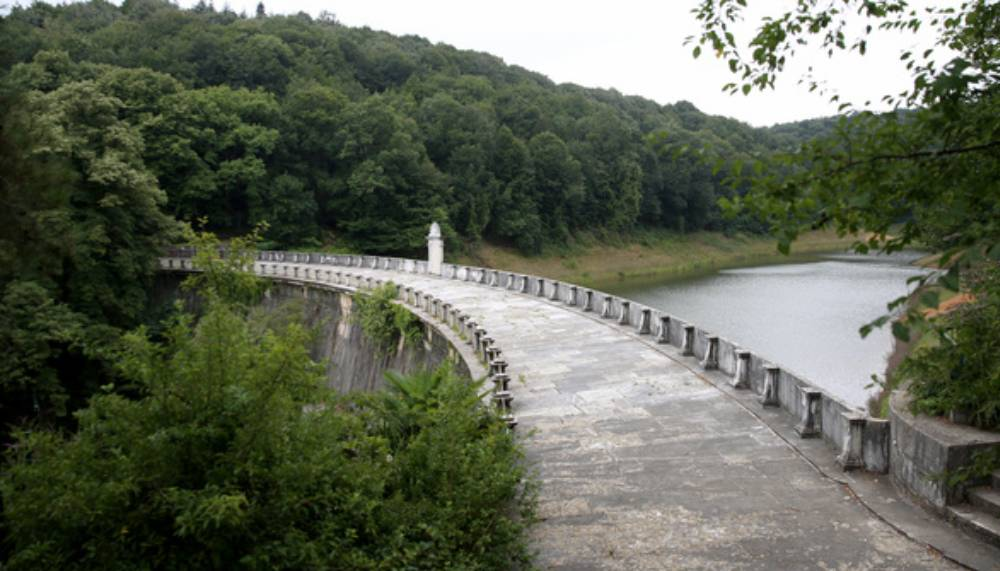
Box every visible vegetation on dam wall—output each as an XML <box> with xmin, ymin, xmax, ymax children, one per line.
<box><xmin>1</xmin><ymin>243</ymin><xmax>536</xmax><ymax>570</ymax></box>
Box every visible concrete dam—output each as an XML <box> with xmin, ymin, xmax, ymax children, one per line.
<box><xmin>159</xmin><ymin>235</ymin><xmax>1000</xmax><ymax>569</ymax></box>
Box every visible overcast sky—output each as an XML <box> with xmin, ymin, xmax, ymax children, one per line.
<box><xmin>32</xmin><ymin>0</ymin><xmax>951</xmax><ymax>126</ymax></box>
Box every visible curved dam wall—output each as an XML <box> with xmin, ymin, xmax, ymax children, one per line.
<box><xmin>161</xmin><ymin>249</ymin><xmax>887</xmax><ymax>472</ymax></box>
<box><xmin>152</xmin><ymin>274</ymin><xmax>475</xmax><ymax>394</ymax></box>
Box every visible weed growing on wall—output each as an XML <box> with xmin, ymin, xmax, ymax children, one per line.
<box><xmin>352</xmin><ymin>283</ymin><xmax>423</xmax><ymax>355</ymax></box>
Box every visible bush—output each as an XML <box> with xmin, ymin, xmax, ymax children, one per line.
<box><xmin>1</xmin><ymin>298</ymin><xmax>535</xmax><ymax>569</ymax></box>
<box><xmin>901</xmin><ymin>263</ymin><xmax>1000</xmax><ymax>430</ymax></box>
<box><xmin>352</xmin><ymin>283</ymin><xmax>423</xmax><ymax>354</ymax></box>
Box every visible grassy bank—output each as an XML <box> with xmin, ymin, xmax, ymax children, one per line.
<box><xmin>454</xmin><ymin>230</ymin><xmax>858</xmax><ymax>290</ymax></box>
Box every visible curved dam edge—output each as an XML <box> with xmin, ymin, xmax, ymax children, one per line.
<box><xmin>153</xmin><ymin>271</ymin><xmax>488</xmax><ymax>395</ymax></box>
<box><xmin>159</xmin><ymin>251</ymin><xmax>1000</xmax><ymax>569</ymax></box>
<box><xmin>236</xmin><ymin>250</ymin><xmax>881</xmax><ymax>471</ymax></box>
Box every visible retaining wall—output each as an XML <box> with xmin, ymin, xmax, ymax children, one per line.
<box><xmin>890</xmin><ymin>391</ymin><xmax>1000</xmax><ymax>509</ymax></box>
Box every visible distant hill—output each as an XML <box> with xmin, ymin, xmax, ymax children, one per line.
<box><xmin>0</xmin><ymin>0</ymin><xmax>838</xmax><ymax>254</ymax></box>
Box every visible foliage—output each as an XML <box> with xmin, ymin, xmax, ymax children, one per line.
<box><xmin>1</xmin><ymin>297</ymin><xmax>535</xmax><ymax>570</ymax></box>
<box><xmin>351</xmin><ymin>282</ymin><xmax>423</xmax><ymax>355</ymax></box>
<box><xmin>899</xmin><ymin>263</ymin><xmax>1000</xmax><ymax>429</ymax></box>
<box><xmin>691</xmin><ymin>0</ymin><xmax>999</xmax><ymax>414</ymax></box>
<box><xmin>935</xmin><ymin>448</ymin><xmax>1000</xmax><ymax>490</ymax></box>
<box><xmin>0</xmin><ymin>78</ymin><xmax>178</xmax><ymax>433</ymax></box>
<box><xmin>0</xmin><ymin>1</ymin><xmax>832</xmax><ymax>256</ymax></box>
<box><xmin>181</xmin><ymin>223</ymin><xmax>269</xmax><ymax>309</ymax></box>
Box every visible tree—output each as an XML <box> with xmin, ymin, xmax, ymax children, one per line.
<box><xmin>143</xmin><ymin>85</ymin><xmax>280</xmax><ymax>234</ymax></box>
<box><xmin>0</xmin><ymin>81</ymin><xmax>178</xmax><ymax>430</ymax></box>
<box><xmin>691</xmin><ymin>1</ymin><xmax>1000</xmax><ymax>419</ymax></box>
<box><xmin>691</xmin><ymin>0</ymin><xmax>998</xmax><ymax>258</ymax></box>
<box><xmin>1</xmin><ymin>244</ymin><xmax>535</xmax><ymax>569</ymax></box>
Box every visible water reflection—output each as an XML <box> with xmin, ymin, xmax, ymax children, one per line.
<box><xmin>610</xmin><ymin>251</ymin><xmax>929</xmax><ymax>407</ymax></box>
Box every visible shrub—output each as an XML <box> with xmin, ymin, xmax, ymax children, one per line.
<box><xmin>900</xmin><ymin>263</ymin><xmax>1000</xmax><ymax>430</ymax></box>
<box><xmin>352</xmin><ymin>283</ymin><xmax>423</xmax><ymax>354</ymax></box>
<box><xmin>1</xmin><ymin>298</ymin><xmax>535</xmax><ymax>569</ymax></box>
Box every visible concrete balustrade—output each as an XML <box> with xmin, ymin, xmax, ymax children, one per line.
<box><xmin>701</xmin><ymin>335</ymin><xmax>719</xmax><ymax>370</ymax></box>
<box><xmin>637</xmin><ymin>308</ymin><xmax>652</xmax><ymax>335</ymax></box>
<box><xmin>480</xmin><ymin>336</ymin><xmax>494</xmax><ymax>362</ymax></box>
<box><xmin>760</xmin><ymin>365</ymin><xmax>781</xmax><ymax>407</ymax></box>
<box><xmin>490</xmin><ymin>358</ymin><xmax>508</xmax><ymax>377</ymax></box>
<box><xmin>795</xmin><ymin>387</ymin><xmax>822</xmax><ymax>438</ymax></box>
<box><xmin>473</xmin><ymin>326</ymin><xmax>486</xmax><ymax>353</ymax></box>
<box><xmin>618</xmin><ymin>300</ymin><xmax>631</xmax><ymax>326</ymax></box>
<box><xmin>601</xmin><ymin>295</ymin><xmax>613</xmax><ymax>319</ymax></box>
<box><xmin>464</xmin><ymin>320</ymin><xmax>476</xmax><ymax>345</ymax></box>
<box><xmin>733</xmin><ymin>349</ymin><xmax>751</xmax><ymax>389</ymax></box>
<box><xmin>681</xmin><ymin>324</ymin><xmax>695</xmax><ymax>356</ymax></box>
<box><xmin>656</xmin><ymin>316</ymin><xmax>671</xmax><ymax>343</ymax></box>
<box><xmin>837</xmin><ymin>414</ymin><xmax>866</xmax><ymax>470</ymax></box>
<box><xmin>163</xmin><ymin>247</ymin><xmax>895</xmax><ymax>472</ymax></box>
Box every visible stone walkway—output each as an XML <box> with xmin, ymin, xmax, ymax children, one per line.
<box><xmin>297</xmin><ymin>265</ymin><xmax>960</xmax><ymax>569</ymax></box>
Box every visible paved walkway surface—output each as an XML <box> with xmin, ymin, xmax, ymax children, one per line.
<box><xmin>293</xmin><ymin>265</ymin><xmax>963</xmax><ymax>570</ymax></box>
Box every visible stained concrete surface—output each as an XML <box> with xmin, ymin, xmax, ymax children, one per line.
<box><xmin>277</xmin><ymin>266</ymin><xmax>965</xmax><ymax>570</ymax></box>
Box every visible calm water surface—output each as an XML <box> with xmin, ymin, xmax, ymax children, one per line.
<box><xmin>609</xmin><ymin>251</ymin><xmax>929</xmax><ymax>408</ymax></box>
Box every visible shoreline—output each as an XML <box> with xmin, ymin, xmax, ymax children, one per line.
<box><xmin>454</xmin><ymin>230</ymin><xmax>857</xmax><ymax>290</ymax></box>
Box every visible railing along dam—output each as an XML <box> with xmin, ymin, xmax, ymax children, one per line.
<box><xmin>158</xmin><ymin>247</ymin><xmax>971</xmax><ymax>570</ymax></box>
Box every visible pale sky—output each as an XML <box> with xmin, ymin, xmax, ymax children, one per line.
<box><xmin>23</xmin><ymin>0</ymin><xmax>952</xmax><ymax>126</ymax></box>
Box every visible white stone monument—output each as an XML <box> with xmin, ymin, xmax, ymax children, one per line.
<box><xmin>427</xmin><ymin>221</ymin><xmax>443</xmax><ymax>275</ymax></box>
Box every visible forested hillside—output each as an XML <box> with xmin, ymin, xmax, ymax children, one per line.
<box><xmin>1</xmin><ymin>0</ymin><xmax>833</xmax><ymax>256</ymax></box>
<box><xmin>0</xmin><ymin>0</ymin><xmax>840</xmax><ymax>433</ymax></box>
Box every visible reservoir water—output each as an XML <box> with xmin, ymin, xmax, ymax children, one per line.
<box><xmin>607</xmin><ymin>251</ymin><xmax>929</xmax><ymax>408</ymax></box>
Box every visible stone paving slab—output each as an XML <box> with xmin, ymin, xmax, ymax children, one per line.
<box><xmin>303</xmin><ymin>266</ymin><xmax>967</xmax><ymax>570</ymax></box>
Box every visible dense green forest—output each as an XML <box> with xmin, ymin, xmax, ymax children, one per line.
<box><xmin>1</xmin><ymin>0</ymin><xmax>832</xmax><ymax>256</ymax></box>
<box><xmin>0</xmin><ymin>0</ymin><xmax>840</xmax><ymax>436</ymax></box>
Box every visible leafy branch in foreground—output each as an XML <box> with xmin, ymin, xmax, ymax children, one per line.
<box><xmin>181</xmin><ymin>222</ymin><xmax>270</xmax><ymax>308</ymax></box>
<box><xmin>693</xmin><ymin>0</ymin><xmax>999</xmax><ymax>340</ymax></box>
<box><xmin>690</xmin><ymin>1</ymin><xmax>999</xmax><ymax>422</ymax></box>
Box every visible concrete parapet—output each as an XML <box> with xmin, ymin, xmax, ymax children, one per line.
<box><xmin>795</xmin><ymin>387</ymin><xmax>822</xmax><ymax>438</ymax></box>
<box><xmin>681</xmin><ymin>324</ymin><xmax>695</xmax><ymax>356</ymax></box>
<box><xmin>618</xmin><ymin>301</ymin><xmax>631</xmax><ymax>326</ymax></box>
<box><xmin>164</xmin><ymin>249</ymin><xmax>895</xmax><ymax>472</ymax></box>
<box><xmin>760</xmin><ymin>365</ymin><xmax>780</xmax><ymax>407</ymax></box>
<box><xmin>837</xmin><ymin>413</ymin><xmax>866</xmax><ymax>471</ymax></box>
<box><xmin>656</xmin><ymin>316</ymin><xmax>671</xmax><ymax>344</ymax></box>
<box><xmin>701</xmin><ymin>335</ymin><xmax>719</xmax><ymax>370</ymax></box>
<box><xmin>890</xmin><ymin>391</ymin><xmax>1000</xmax><ymax>508</ymax></box>
<box><xmin>733</xmin><ymin>349</ymin><xmax>751</xmax><ymax>389</ymax></box>
<box><xmin>637</xmin><ymin>308</ymin><xmax>652</xmax><ymax>335</ymax></box>
<box><xmin>601</xmin><ymin>296</ymin><xmax>613</xmax><ymax>319</ymax></box>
